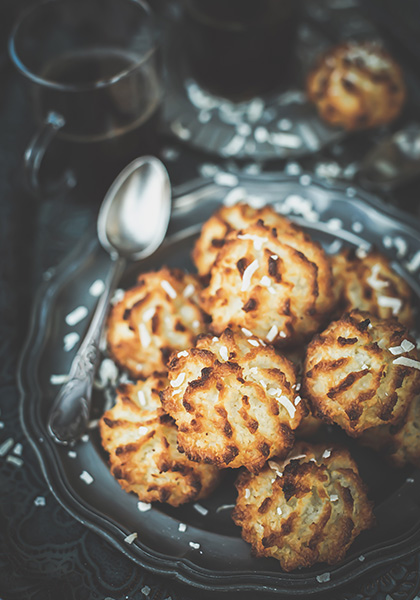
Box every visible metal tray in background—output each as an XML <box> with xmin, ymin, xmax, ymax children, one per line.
<box><xmin>18</xmin><ymin>174</ymin><xmax>420</xmax><ymax>597</ymax></box>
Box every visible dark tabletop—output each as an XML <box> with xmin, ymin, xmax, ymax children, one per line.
<box><xmin>2</xmin><ymin>1</ymin><xmax>420</xmax><ymax>599</ymax></box>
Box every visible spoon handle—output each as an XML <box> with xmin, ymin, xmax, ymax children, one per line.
<box><xmin>48</xmin><ymin>256</ymin><xmax>126</xmax><ymax>445</ymax></box>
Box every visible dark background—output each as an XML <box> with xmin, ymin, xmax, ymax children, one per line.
<box><xmin>1</xmin><ymin>1</ymin><xmax>420</xmax><ymax>599</ymax></box>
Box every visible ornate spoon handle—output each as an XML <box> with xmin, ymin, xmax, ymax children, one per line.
<box><xmin>48</xmin><ymin>256</ymin><xmax>126</xmax><ymax>444</ymax></box>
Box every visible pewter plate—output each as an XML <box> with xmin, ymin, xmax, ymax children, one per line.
<box><xmin>160</xmin><ymin>0</ymin><xmax>386</xmax><ymax>161</ymax></box>
<box><xmin>19</xmin><ymin>174</ymin><xmax>420</xmax><ymax>596</ymax></box>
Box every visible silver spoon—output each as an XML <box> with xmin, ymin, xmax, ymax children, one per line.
<box><xmin>48</xmin><ymin>156</ymin><xmax>171</xmax><ymax>445</ymax></box>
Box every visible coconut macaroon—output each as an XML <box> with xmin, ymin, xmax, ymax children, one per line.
<box><xmin>99</xmin><ymin>374</ymin><xmax>221</xmax><ymax>507</ymax></box>
<box><xmin>302</xmin><ymin>310</ymin><xmax>420</xmax><ymax>436</ymax></box>
<box><xmin>332</xmin><ymin>248</ymin><xmax>414</xmax><ymax>329</ymax></box>
<box><xmin>307</xmin><ymin>41</ymin><xmax>406</xmax><ymax>130</ymax></box>
<box><xmin>359</xmin><ymin>394</ymin><xmax>420</xmax><ymax>469</ymax></box>
<box><xmin>232</xmin><ymin>442</ymin><xmax>374</xmax><ymax>572</ymax></box>
<box><xmin>199</xmin><ymin>221</ymin><xmax>336</xmax><ymax>346</ymax></box>
<box><xmin>106</xmin><ymin>268</ymin><xmax>206</xmax><ymax>378</ymax></box>
<box><xmin>161</xmin><ymin>328</ymin><xmax>305</xmax><ymax>473</ymax></box>
<box><xmin>192</xmin><ymin>202</ymin><xmax>305</xmax><ymax>278</ymax></box>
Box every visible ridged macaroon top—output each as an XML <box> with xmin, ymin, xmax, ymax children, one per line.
<box><xmin>161</xmin><ymin>327</ymin><xmax>305</xmax><ymax>473</ymax></box>
<box><xmin>232</xmin><ymin>442</ymin><xmax>375</xmax><ymax>571</ymax></box>
<box><xmin>99</xmin><ymin>374</ymin><xmax>221</xmax><ymax>507</ymax></box>
<box><xmin>199</xmin><ymin>221</ymin><xmax>337</xmax><ymax>345</ymax></box>
<box><xmin>331</xmin><ymin>248</ymin><xmax>414</xmax><ymax>329</ymax></box>
<box><xmin>106</xmin><ymin>268</ymin><xmax>206</xmax><ymax>378</ymax></box>
<box><xmin>307</xmin><ymin>41</ymin><xmax>406</xmax><ymax>130</ymax></box>
<box><xmin>192</xmin><ymin>202</ymin><xmax>306</xmax><ymax>278</ymax></box>
<box><xmin>302</xmin><ymin>310</ymin><xmax>420</xmax><ymax>435</ymax></box>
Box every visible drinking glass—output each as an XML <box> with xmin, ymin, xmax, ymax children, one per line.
<box><xmin>182</xmin><ymin>0</ymin><xmax>300</xmax><ymax>101</ymax></box>
<box><xmin>9</xmin><ymin>0</ymin><xmax>162</xmax><ymax>195</ymax></box>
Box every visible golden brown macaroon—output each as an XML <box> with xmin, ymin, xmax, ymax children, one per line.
<box><xmin>307</xmin><ymin>41</ymin><xmax>406</xmax><ymax>130</ymax></box>
<box><xmin>192</xmin><ymin>202</ymin><xmax>305</xmax><ymax>278</ymax></box>
<box><xmin>359</xmin><ymin>394</ymin><xmax>420</xmax><ymax>468</ymax></box>
<box><xmin>106</xmin><ymin>268</ymin><xmax>206</xmax><ymax>378</ymax></box>
<box><xmin>199</xmin><ymin>220</ymin><xmax>337</xmax><ymax>345</ymax></box>
<box><xmin>99</xmin><ymin>374</ymin><xmax>221</xmax><ymax>507</ymax></box>
<box><xmin>232</xmin><ymin>442</ymin><xmax>375</xmax><ymax>572</ymax></box>
<box><xmin>161</xmin><ymin>328</ymin><xmax>305</xmax><ymax>473</ymax></box>
<box><xmin>331</xmin><ymin>248</ymin><xmax>414</xmax><ymax>329</ymax></box>
<box><xmin>302</xmin><ymin>310</ymin><xmax>420</xmax><ymax>436</ymax></box>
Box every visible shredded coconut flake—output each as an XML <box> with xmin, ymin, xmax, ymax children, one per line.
<box><xmin>377</xmin><ymin>296</ymin><xmax>402</xmax><ymax>314</ymax></box>
<box><xmin>89</xmin><ymin>279</ymin><xmax>105</xmax><ymax>297</ymax></box>
<box><xmin>219</xmin><ymin>346</ymin><xmax>229</xmax><ymax>361</ymax></box>
<box><xmin>111</xmin><ymin>288</ymin><xmax>125</xmax><ymax>305</ymax></box>
<box><xmin>65</xmin><ymin>306</ymin><xmax>88</xmax><ymax>326</ymax></box>
<box><xmin>178</xmin><ymin>523</ymin><xmax>187</xmax><ymax>532</ymax></box>
<box><xmin>142</xmin><ymin>307</ymin><xmax>156</xmax><ymax>322</ymax></box>
<box><xmin>277</xmin><ymin>395</ymin><xmax>296</xmax><ymax>419</ymax></box>
<box><xmin>238</xmin><ymin>234</ymin><xmax>268</xmax><ymax>251</ymax></box>
<box><xmin>189</xmin><ymin>541</ymin><xmax>200</xmax><ymax>550</ymax></box>
<box><xmin>241</xmin><ymin>259</ymin><xmax>259</xmax><ymax>291</ymax></box>
<box><xmin>366</xmin><ymin>264</ymin><xmax>389</xmax><ymax>290</ymax></box>
<box><xmin>6</xmin><ymin>455</ymin><xmax>23</xmax><ymax>467</ymax></box>
<box><xmin>177</xmin><ymin>350</ymin><xmax>189</xmax><ymax>358</ymax></box>
<box><xmin>276</xmin><ymin>507</ymin><xmax>283</xmax><ymax>516</ymax></box>
<box><xmin>294</xmin><ymin>396</ymin><xmax>301</xmax><ymax>405</ymax></box>
<box><xmin>329</xmin><ymin>494</ymin><xmax>339</xmax><ymax>502</ymax></box>
<box><xmin>316</xmin><ymin>572</ymin><xmax>331</xmax><ymax>583</ymax></box>
<box><xmin>34</xmin><ymin>496</ymin><xmax>46</xmax><ymax>507</ymax></box>
<box><xmin>322</xmin><ymin>449</ymin><xmax>332</xmax><ymax>458</ymax></box>
<box><xmin>279</xmin><ymin>331</ymin><xmax>287</xmax><ymax>338</ymax></box>
<box><xmin>393</xmin><ymin>356</ymin><xmax>420</xmax><ymax>370</ymax></box>
<box><xmin>13</xmin><ymin>443</ymin><xmax>22</xmax><ymax>456</ymax></box>
<box><xmin>245</xmin><ymin>489</ymin><xmax>251</xmax><ymax>499</ymax></box>
<box><xmin>139</xmin><ymin>323</ymin><xmax>151</xmax><ymax>348</ymax></box>
<box><xmin>97</xmin><ymin>358</ymin><xmax>119</xmax><ymax>388</ymax></box>
<box><xmin>80</xmin><ymin>470</ymin><xmax>94</xmax><ymax>485</ymax></box>
<box><xmin>0</xmin><ymin>438</ymin><xmax>14</xmax><ymax>456</ymax></box>
<box><xmin>193</xmin><ymin>503</ymin><xmax>208</xmax><ymax>515</ymax></box>
<box><xmin>401</xmin><ymin>339</ymin><xmax>415</xmax><ymax>352</ymax></box>
<box><xmin>138</xmin><ymin>426</ymin><xmax>148</xmax><ymax>436</ymax></box>
<box><xmin>216</xmin><ymin>504</ymin><xmax>235</xmax><ymax>513</ymax></box>
<box><xmin>161</xmin><ymin>280</ymin><xmax>177</xmax><ymax>299</ymax></box>
<box><xmin>68</xmin><ymin>450</ymin><xmax>77</xmax><ymax>458</ymax></box>
<box><xmin>137</xmin><ymin>390</ymin><xmax>147</xmax><ymax>407</ymax></box>
<box><xmin>171</xmin><ymin>373</ymin><xmax>186</xmax><ymax>388</ymax></box>
<box><xmin>406</xmin><ymin>250</ymin><xmax>420</xmax><ymax>273</ymax></box>
<box><xmin>266</xmin><ymin>325</ymin><xmax>278</xmax><ymax>342</ymax></box>
<box><xmin>183</xmin><ymin>283</ymin><xmax>195</xmax><ymax>298</ymax></box>
<box><xmin>50</xmin><ymin>374</ymin><xmax>69</xmax><ymax>385</ymax></box>
<box><xmin>137</xmin><ymin>501</ymin><xmax>151</xmax><ymax>512</ymax></box>
<box><xmin>270</xmin><ymin>254</ymin><xmax>279</xmax><ymax>260</ymax></box>
<box><xmin>248</xmin><ymin>339</ymin><xmax>259</xmax><ymax>347</ymax></box>
<box><xmin>356</xmin><ymin>247</ymin><xmax>369</xmax><ymax>259</ymax></box>
<box><xmin>63</xmin><ymin>332</ymin><xmax>80</xmax><ymax>352</ymax></box>
<box><xmin>241</xmin><ymin>328</ymin><xmax>253</xmax><ymax>337</ymax></box>
<box><xmin>124</xmin><ymin>532</ymin><xmax>138</xmax><ymax>544</ymax></box>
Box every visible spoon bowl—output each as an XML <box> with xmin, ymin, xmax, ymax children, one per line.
<box><xmin>98</xmin><ymin>156</ymin><xmax>171</xmax><ymax>260</ymax></box>
<box><xmin>48</xmin><ymin>156</ymin><xmax>171</xmax><ymax>445</ymax></box>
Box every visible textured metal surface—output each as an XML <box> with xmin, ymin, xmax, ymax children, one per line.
<box><xmin>18</xmin><ymin>174</ymin><xmax>420</xmax><ymax>596</ymax></box>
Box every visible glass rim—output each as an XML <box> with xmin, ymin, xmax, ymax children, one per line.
<box><xmin>8</xmin><ymin>0</ymin><xmax>160</xmax><ymax>92</ymax></box>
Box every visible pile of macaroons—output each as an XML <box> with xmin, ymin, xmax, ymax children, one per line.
<box><xmin>99</xmin><ymin>202</ymin><xmax>420</xmax><ymax>572</ymax></box>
